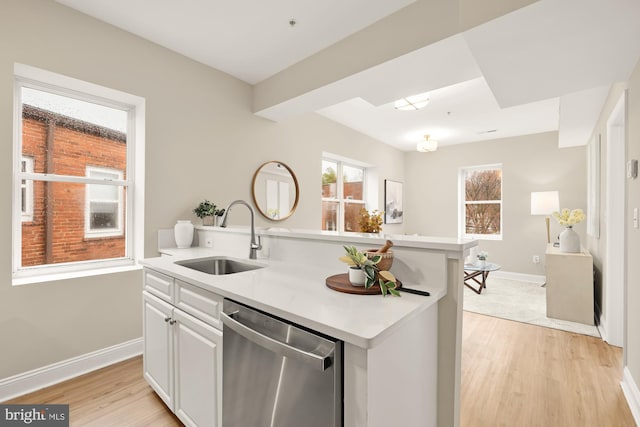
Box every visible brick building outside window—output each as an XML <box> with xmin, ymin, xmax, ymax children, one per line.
<box><xmin>20</xmin><ymin>103</ymin><xmax>127</xmax><ymax>267</ymax></box>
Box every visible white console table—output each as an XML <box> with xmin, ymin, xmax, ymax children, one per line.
<box><xmin>545</xmin><ymin>244</ymin><xmax>594</xmax><ymax>325</ymax></box>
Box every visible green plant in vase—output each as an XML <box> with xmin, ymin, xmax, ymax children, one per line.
<box><xmin>339</xmin><ymin>245</ymin><xmax>400</xmax><ymax>296</ymax></box>
<box><xmin>193</xmin><ymin>200</ymin><xmax>225</xmax><ymax>225</ymax></box>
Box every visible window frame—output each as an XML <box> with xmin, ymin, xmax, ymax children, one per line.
<box><xmin>85</xmin><ymin>166</ymin><xmax>124</xmax><ymax>238</ymax></box>
<box><xmin>12</xmin><ymin>63</ymin><xmax>145</xmax><ymax>283</ymax></box>
<box><xmin>20</xmin><ymin>156</ymin><xmax>34</xmax><ymax>222</ymax></box>
<box><xmin>321</xmin><ymin>157</ymin><xmax>366</xmax><ymax>232</ymax></box>
<box><xmin>459</xmin><ymin>163</ymin><xmax>503</xmax><ymax>240</ymax></box>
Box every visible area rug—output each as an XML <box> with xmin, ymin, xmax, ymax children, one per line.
<box><xmin>463</xmin><ymin>277</ymin><xmax>600</xmax><ymax>337</ymax></box>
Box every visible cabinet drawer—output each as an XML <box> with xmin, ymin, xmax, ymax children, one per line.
<box><xmin>144</xmin><ymin>269</ymin><xmax>174</xmax><ymax>302</ymax></box>
<box><xmin>175</xmin><ymin>280</ymin><xmax>223</xmax><ymax>329</ymax></box>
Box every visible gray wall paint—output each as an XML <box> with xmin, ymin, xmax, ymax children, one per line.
<box><xmin>625</xmin><ymin>58</ymin><xmax>640</xmax><ymax>394</ymax></box>
<box><xmin>0</xmin><ymin>0</ymin><xmax>403</xmax><ymax>378</ymax></box>
<box><xmin>585</xmin><ymin>63</ymin><xmax>640</xmax><ymax>389</ymax></box>
<box><xmin>404</xmin><ymin>132</ymin><xmax>587</xmax><ymax>275</ymax></box>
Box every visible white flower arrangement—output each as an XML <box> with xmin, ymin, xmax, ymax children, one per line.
<box><xmin>477</xmin><ymin>251</ymin><xmax>489</xmax><ymax>261</ymax></box>
<box><xmin>552</xmin><ymin>208</ymin><xmax>585</xmax><ymax>226</ymax></box>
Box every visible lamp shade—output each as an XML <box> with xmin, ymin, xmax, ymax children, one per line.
<box><xmin>531</xmin><ymin>191</ymin><xmax>559</xmax><ymax>215</ymax></box>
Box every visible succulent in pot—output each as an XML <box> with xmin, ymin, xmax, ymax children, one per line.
<box><xmin>339</xmin><ymin>245</ymin><xmax>400</xmax><ymax>297</ymax></box>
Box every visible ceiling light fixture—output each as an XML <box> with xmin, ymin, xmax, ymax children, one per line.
<box><xmin>417</xmin><ymin>134</ymin><xmax>438</xmax><ymax>152</ymax></box>
<box><xmin>394</xmin><ymin>92</ymin><xmax>430</xmax><ymax>111</ymax></box>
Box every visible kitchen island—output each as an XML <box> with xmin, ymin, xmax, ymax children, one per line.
<box><xmin>142</xmin><ymin>227</ymin><xmax>476</xmax><ymax>427</ymax></box>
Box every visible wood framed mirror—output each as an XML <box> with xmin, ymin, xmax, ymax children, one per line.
<box><xmin>251</xmin><ymin>161</ymin><xmax>299</xmax><ymax>221</ymax></box>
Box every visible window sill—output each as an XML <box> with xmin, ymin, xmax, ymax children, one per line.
<box><xmin>12</xmin><ymin>263</ymin><xmax>142</xmax><ymax>286</ymax></box>
<box><xmin>463</xmin><ymin>235</ymin><xmax>503</xmax><ymax>241</ymax></box>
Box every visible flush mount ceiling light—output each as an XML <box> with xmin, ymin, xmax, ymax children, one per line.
<box><xmin>417</xmin><ymin>134</ymin><xmax>438</xmax><ymax>152</ymax></box>
<box><xmin>394</xmin><ymin>92</ymin><xmax>430</xmax><ymax>111</ymax></box>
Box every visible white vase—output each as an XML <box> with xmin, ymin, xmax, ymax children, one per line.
<box><xmin>477</xmin><ymin>259</ymin><xmax>486</xmax><ymax>268</ymax></box>
<box><xmin>348</xmin><ymin>267</ymin><xmax>366</xmax><ymax>286</ymax></box>
<box><xmin>559</xmin><ymin>226</ymin><xmax>580</xmax><ymax>253</ymax></box>
<box><xmin>174</xmin><ymin>220</ymin><xmax>194</xmax><ymax>248</ymax></box>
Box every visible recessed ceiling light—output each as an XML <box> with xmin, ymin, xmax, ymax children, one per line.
<box><xmin>394</xmin><ymin>92</ymin><xmax>429</xmax><ymax>111</ymax></box>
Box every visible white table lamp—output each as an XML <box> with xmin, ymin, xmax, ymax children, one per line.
<box><xmin>531</xmin><ymin>191</ymin><xmax>560</xmax><ymax>243</ymax></box>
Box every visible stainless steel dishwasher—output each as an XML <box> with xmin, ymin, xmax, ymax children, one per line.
<box><xmin>221</xmin><ymin>299</ymin><xmax>343</xmax><ymax>427</ymax></box>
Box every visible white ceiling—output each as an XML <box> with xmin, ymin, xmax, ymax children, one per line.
<box><xmin>54</xmin><ymin>0</ymin><xmax>415</xmax><ymax>84</ymax></box>
<box><xmin>55</xmin><ymin>0</ymin><xmax>640</xmax><ymax>151</ymax></box>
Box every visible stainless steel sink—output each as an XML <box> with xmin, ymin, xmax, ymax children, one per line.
<box><xmin>175</xmin><ymin>257</ymin><xmax>264</xmax><ymax>275</ymax></box>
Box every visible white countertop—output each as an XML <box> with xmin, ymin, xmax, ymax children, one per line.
<box><xmin>194</xmin><ymin>225</ymin><xmax>476</xmax><ymax>253</ymax></box>
<box><xmin>141</xmin><ymin>247</ymin><xmax>446</xmax><ymax>349</ymax></box>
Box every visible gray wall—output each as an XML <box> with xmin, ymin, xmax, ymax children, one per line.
<box><xmin>403</xmin><ymin>132</ymin><xmax>587</xmax><ymax>275</ymax></box>
<box><xmin>585</xmin><ymin>62</ymin><xmax>640</xmax><ymax>393</ymax></box>
<box><xmin>0</xmin><ymin>0</ymin><xmax>404</xmax><ymax>378</ymax></box>
<box><xmin>626</xmin><ymin>58</ymin><xmax>640</xmax><ymax>398</ymax></box>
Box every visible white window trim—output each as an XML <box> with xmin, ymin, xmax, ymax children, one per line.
<box><xmin>322</xmin><ymin>157</ymin><xmax>367</xmax><ymax>232</ymax></box>
<box><xmin>12</xmin><ymin>63</ymin><xmax>145</xmax><ymax>283</ymax></box>
<box><xmin>21</xmin><ymin>156</ymin><xmax>34</xmax><ymax>222</ymax></box>
<box><xmin>85</xmin><ymin>166</ymin><xmax>124</xmax><ymax>238</ymax></box>
<box><xmin>459</xmin><ymin>163</ymin><xmax>503</xmax><ymax>240</ymax></box>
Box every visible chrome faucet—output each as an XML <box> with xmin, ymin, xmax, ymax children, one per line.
<box><xmin>220</xmin><ymin>200</ymin><xmax>262</xmax><ymax>260</ymax></box>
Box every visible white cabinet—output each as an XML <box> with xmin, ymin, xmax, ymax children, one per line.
<box><xmin>545</xmin><ymin>245</ymin><xmax>594</xmax><ymax>325</ymax></box>
<box><xmin>143</xmin><ymin>292</ymin><xmax>174</xmax><ymax>407</ymax></box>
<box><xmin>173</xmin><ymin>309</ymin><xmax>222</xmax><ymax>427</ymax></box>
<box><xmin>143</xmin><ymin>269</ymin><xmax>223</xmax><ymax>427</ymax></box>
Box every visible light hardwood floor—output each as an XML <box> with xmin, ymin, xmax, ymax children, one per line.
<box><xmin>462</xmin><ymin>311</ymin><xmax>635</xmax><ymax>427</ymax></box>
<box><xmin>5</xmin><ymin>357</ymin><xmax>180</xmax><ymax>426</ymax></box>
<box><xmin>4</xmin><ymin>312</ymin><xmax>636</xmax><ymax>426</ymax></box>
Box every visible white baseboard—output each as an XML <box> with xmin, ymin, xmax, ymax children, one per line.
<box><xmin>621</xmin><ymin>366</ymin><xmax>640</xmax><ymax>426</ymax></box>
<box><xmin>491</xmin><ymin>270</ymin><xmax>546</xmax><ymax>285</ymax></box>
<box><xmin>0</xmin><ymin>338</ymin><xmax>143</xmax><ymax>402</ymax></box>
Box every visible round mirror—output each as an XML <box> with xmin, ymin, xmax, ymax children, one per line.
<box><xmin>252</xmin><ymin>161</ymin><xmax>299</xmax><ymax>221</ymax></box>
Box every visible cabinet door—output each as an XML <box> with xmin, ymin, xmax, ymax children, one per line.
<box><xmin>173</xmin><ymin>308</ymin><xmax>223</xmax><ymax>427</ymax></box>
<box><xmin>143</xmin><ymin>291</ymin><xmax>174</xmax><ymax>409</ymax></box>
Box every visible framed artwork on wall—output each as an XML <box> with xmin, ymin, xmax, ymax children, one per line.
<box><xmin>384</xmin><ymin>179</ymin><xmax>403</xmax><ymax>224</ymax></box>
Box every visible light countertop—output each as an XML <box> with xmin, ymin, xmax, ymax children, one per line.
<box><xmin>141</xmin><ymin>247</ymin><xmax>446</xmax><ymax>349</ymax></box>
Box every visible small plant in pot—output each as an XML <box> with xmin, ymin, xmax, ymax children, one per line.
<box><xmin>339</xmin><ymin>245</ymin><xmax>400</xmax><ymax>297</ymax></box>
<box><xmin>476</xmin><ymin>250</ymin><xmax>489</xmax><ymax>266</ymax></box>
<box><xmin>193</xmin><ymin>200</ymin><xmax>225</xmax><ymax>226</ymax></box>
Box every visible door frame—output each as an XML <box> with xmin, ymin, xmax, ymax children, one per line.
<box><xmin>602</xmin><ymin>91</ymin><xmax>627</xmax><ymax>351</ymax></box>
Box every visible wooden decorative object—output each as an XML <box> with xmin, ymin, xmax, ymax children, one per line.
<box><xmin>325</xmin><ymin>273</ymin><xmax>402</xmax><ymax>295</ymax></box>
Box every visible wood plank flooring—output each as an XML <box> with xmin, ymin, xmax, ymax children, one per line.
<box><xmin>4</xmin><ymin>357</ymin><xmax>180</xmax><ymax>426</ymax></box>
<box><xmin>4</xmin><ymin>312</ymin><xmax>636</xmax><ymax>426</ymax></box>
<box><xmin>462</xmin><ymin>311</ymin><xmax>635</xmax><ymax>427</ymax></box>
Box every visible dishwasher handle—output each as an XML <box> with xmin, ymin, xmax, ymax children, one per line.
<box><xmin>221</xmin><ymin>311</ymin><xmax>333</xmax><ymax>372</ymax></box>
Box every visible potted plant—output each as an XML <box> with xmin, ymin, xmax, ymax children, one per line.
<box><xmin>339</xmin><ymin>245</ymin><xmax>400</xmax><ymax>296</ymax></box>
<box><xmin>193</xmin><ymin>200</ymin><xmax>225</xmax><ymax>226</ymax></box>
<box><xmin>477</xmin><ymin>251</ymin><xmax>489</xmax><ymax>267</ymax></box>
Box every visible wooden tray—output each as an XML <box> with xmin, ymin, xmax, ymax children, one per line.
<box><xmin>325</xmin><ymin>273</ymin><xmax>402</xmax><ymax>295</ymax></box>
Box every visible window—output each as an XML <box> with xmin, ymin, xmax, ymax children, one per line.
<box><xmin>85</xmin><ymin>167</ymin><xmax>124</xmax><ymax>237</ymax></box>
<box><xmin>321</xmin><ymin>159</ymin><xmax>365</xmax><ymax>232</ymax></box>
<box><xmin>460</xmin><ymin>165</ymin><xmax>502</xmax><ymax>239</ymax></box>
<box><xmin>21</xmin><ymin>156</ymin><xmax>34</xmax><ymax>222</ymax></box>
<box><xmin>13</xmin><ymin>64</ymin><xmax>145</xmax><ymax>282</ymax></box>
